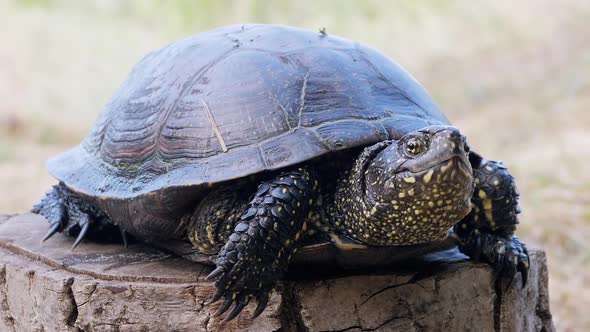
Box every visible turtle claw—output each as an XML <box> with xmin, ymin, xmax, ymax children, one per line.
<box><xmin>251</xmin><ymin>291</ymin><xmax>270</xmax><ymax>319</ymax></box>
<box><xmin>207</xmin><ymin>266</ymin><xmax>225</xmax><ymax>281</ymax></box>
<box><xmin>34</xmin><ymin>187</ymin><xmax>67</xmax><ymax>242</ymax></box>
<box><xmin>206</xmin><ymin>255</ymin><xmax>278</xmax><ymax>321</ymax></box>
<box><xmin>35</xmin><ymin>184</ymin><xmax>122</xmax><ymax>247</ymax></box>
<box><xmin>205</xmin><ymin>222</ymin><xmax>281</xmax><ymax>321</ymax></box>
<box><xmin>207</xmin><ymin>288</ymin><xmax>224</xmax><ymax>305</ymax></box>
<box><xmin>214</xmin><ymin>298</ymin><xmax>233</xmax><ymax>317</ymax></box>
<box><xmin>502</xmin><ymin>266</ymin><xmax>516</xmax><ymax>293</ymax></box>
<box><xmin>224</xmin><ymin>299</ymin><xmax>248</xmax><ymax>322</ymax></box>
<box><xmin>119</xmin><ymin>227</ymin><xmax>128</xmax><ymax>248</ymax></box>
<box><xmin>493</xmin><ymin>253</ymin><xmax>505</xmax><ymax>281</ymax></box>
<box><xmin>71</xmin><ymin>221</ymin><xmax>89</xmax><ymax>250</ymax></box>
<box><xmin>41</xmin><ymin>223</ymin><xmax>61</xmax><ymax>242</ymax></box>
<box><xmin>492</xmin><ymin>237</ymin><xmax>529</xmax><ymax>293</ymax></box>
<box><xmin>458</xmin><ymin>231</ymin><xmax>529</xmax><ymax>291</ymax></box>
<box><xmin>504</xmin><ymin>237</ymin><xmax>529</xmax><ymax>288</ymax></box>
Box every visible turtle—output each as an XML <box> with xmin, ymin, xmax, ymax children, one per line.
<box><xmin>32</xmin><ymin>24</ymin><xmax>529</xmax><ymax>321</ymax></box>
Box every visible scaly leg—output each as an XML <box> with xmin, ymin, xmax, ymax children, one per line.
<box><xmin>453</xmin><ymin>152</ymin><xmax>529</xmax><ymax>289</ymax></box>
<box><xmin>32</xmin><ymin>183</ymin><xmax>124</xmax><ymax>248</ymax></box>
<box><xmin>206</xmin><ymin>167</ymin><xmax>318</xmax><ymax>321</ymax></box>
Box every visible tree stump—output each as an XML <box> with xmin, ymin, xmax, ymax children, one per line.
<box><xmin>0</xmin><ymin>214</ymin><xmax>554</xmax><ymax>332</ymax></box>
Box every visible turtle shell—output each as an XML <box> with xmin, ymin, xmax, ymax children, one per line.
<box><xmin>48</xmin><ymin>24</ymin><xmax>449</xmax><ymax>199</ymax></box>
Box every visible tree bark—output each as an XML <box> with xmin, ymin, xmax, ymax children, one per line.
<box><xmin>0</xmin><ymin>214</ymin><xmax>554</xmax><ymax>332</ymax></box>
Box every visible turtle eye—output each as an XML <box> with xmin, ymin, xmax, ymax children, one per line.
<box><xmin>405</xmin><ymin>137</ymin><xmax>428</xmax><ymax>156</ymax></box>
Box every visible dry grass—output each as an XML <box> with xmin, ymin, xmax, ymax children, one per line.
<box><xmin>0</xmin><ymin>0</ymin><xmax>589</xmax><ymax>330</ymax></box>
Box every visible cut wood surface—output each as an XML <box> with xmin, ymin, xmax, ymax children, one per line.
<box><xmin>0</xmin><ymin>214</ymin><xmax>554</xmax><ymax>332</ymax></box>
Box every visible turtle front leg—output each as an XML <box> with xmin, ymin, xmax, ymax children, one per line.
<box><xmin>453</xmin><ymin>152</ymin><xmax>529</xmax><ymax>289</ymax></box>
<box><xmin>207</xmin><ymin>167</ymin><xmax>318</xmax><ymax>321</ymax></box>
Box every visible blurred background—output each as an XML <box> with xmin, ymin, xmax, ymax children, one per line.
<box><xmin>0</xmin><ymin>0</ymin><xmax>588</xmax><ymax>330</ymax></box>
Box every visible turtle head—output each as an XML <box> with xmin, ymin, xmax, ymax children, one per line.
<box><xmin>362</xmin><ymin>125</ymin><xmax>474</xmax><ymax>245</ymax></box>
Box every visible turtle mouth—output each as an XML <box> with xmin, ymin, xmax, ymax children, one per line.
<box><xmin>432</xmin><ymin>155</ymin><xmax>472</xmax><ymax>180</ymax></box>
<box><xmin>393</xmin><ymin>154</ymin><xmax>472</xmax><ymax>187</ymax></box>
<box><xmin>415</xmin><ymin>150</ymin><xmax>471</xmax><ymax>174</ymax></box>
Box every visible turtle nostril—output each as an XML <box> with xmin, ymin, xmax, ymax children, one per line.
<box><xmin>445</xmin><ymin>128</ymin><xmax>463</xmax><ymax>144</ymax></box>
<box><xmin>450</xmin><ymin>129</ymin><xmax>468</xmax><ymax>146</ymax></box>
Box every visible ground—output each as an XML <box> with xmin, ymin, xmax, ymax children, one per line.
<box><xmin>0</xmin><ymin>1</ymin><xmax>588</xmax><ymax>330</ymax></box>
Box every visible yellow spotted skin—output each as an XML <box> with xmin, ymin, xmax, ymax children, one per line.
<box><xmin>206</xmin><ymin>167</ymin><xmax>317</xmax><ymax>319</ymax></box>
<box><xmin>186</xmin><ymin>186</ymin><xmax>252</xmax><ymax>254</ymax></box>
<box><xmin>455</xmin><ymin>156</ymin><xmax>520</xmax><ymax>234</ymax></box>
<box><xmin>327</xmin><ymin>129</ymin><xmax>474</xmax><ymax>246</ymax></box>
